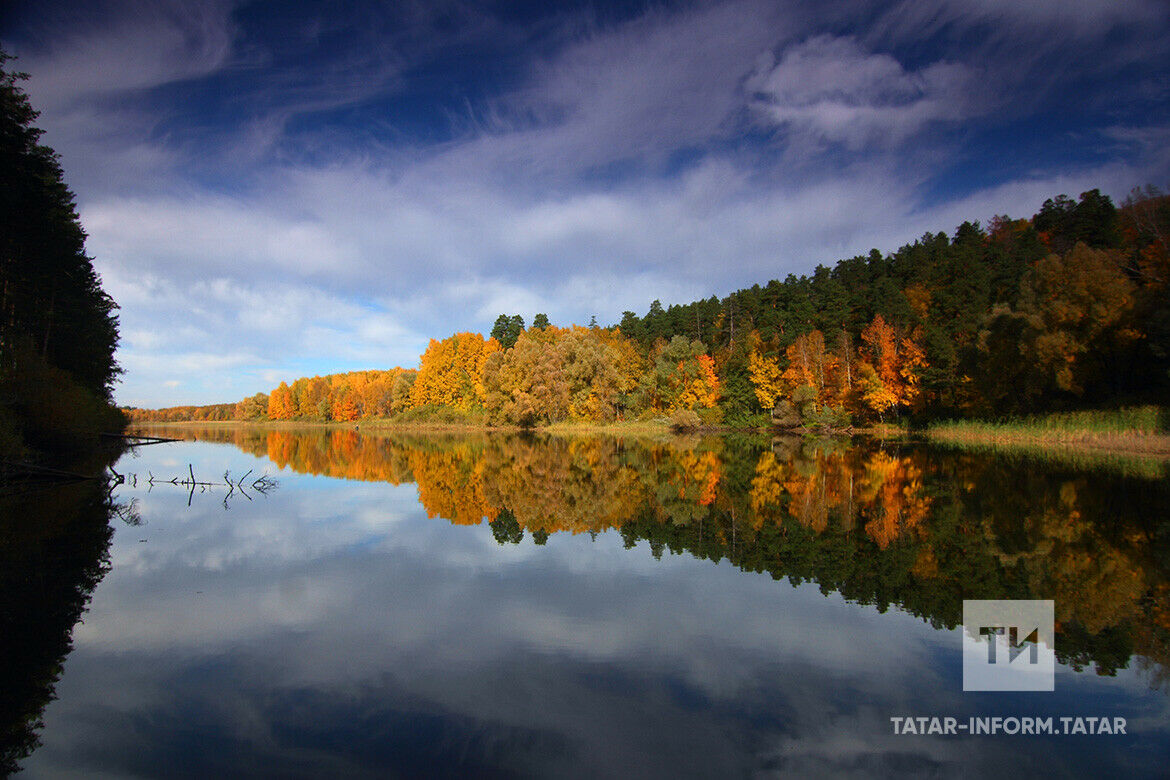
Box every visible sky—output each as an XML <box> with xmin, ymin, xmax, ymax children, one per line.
<box><xmin>2</xmin><ymin>0</ymin><xmax>1169</xmax><ymax>407</ymax></box>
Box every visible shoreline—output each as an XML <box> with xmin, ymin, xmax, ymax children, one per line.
<box><xmin>128</xmin><ymin>417</ymin><xmax>1170</xmax><ymax>461</ymax></box>
<box><xmin>131</xmin><ymin>418</ymin><xmax>715</xmax><ymax>438</ymax></box>
<box><xmin>924</xmin><ymin>426</ymin><xmax>1170</xmax><ymax>461</ymax></box>
<box><xmin>128</xmin><ymin>417</ymin><xmax>899</xmax><ymax>437</ymax></box>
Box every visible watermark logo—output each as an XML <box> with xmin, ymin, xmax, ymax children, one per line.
<box><xmin>962</xmin><ymin>600</ymin><xmax>1054</xmax><ymax>691</ymax></box>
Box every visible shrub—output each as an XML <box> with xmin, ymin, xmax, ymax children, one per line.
<box><xmin>771</xmin><ymin>400</ymin><xmax>801</xmax><ymax>428</ymax></box>
<box><xmin>801</xmin><ymin>404</ymin><xmax>852</xmax><ymax>431</ymax></box>
<box><xmin>696</xmin><ymin>406</ymin><xmax>723</xmax><ymax>426</ymax></box>
<box><xmin>0</xmin><ymin>347</ymin><xmax>125</xmax><ymax>454</ymax></box>
<box><xmin>669</xmin><ymin>408</ymin><xmax>702</xmax><ymax>432</ymax></box>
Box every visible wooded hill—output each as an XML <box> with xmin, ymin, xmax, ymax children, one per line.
<box><xmin>129</xmin><ymin>186</ymin><xmax>1170</xmax><ymax>429</ymax></box>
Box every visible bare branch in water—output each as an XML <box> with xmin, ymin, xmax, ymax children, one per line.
<box><xmin>113</xmin><ymin>467</ymin><xmax>278</xmax><ymax>508</ymax></box>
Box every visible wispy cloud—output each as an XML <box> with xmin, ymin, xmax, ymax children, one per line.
<box><xmin>3</xmin><ymin>0</ymin><xmax>1167</xmax><ymax>405</ymax></box>
<box><xmin>15</xmin><ymin>0</ymin><xmax>237</xmax><ymax>110</ymax></box>
<box><xmin>746</xmin><ymin>35</ymin><xmax>982</xmax><ymax>150</ymax></box>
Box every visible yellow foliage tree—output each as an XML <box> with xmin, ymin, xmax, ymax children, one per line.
<box><xmin>675</xmin><ymin>354</ymin><xmax>720</xmax><ymax>410</ymax></box>
<box><xmin>747</xmin><ymin>349</ymin><xmax>785</xmax><ymax>410</ymax></box>
<box><xmin>409</xmin><ymin>332</ymin><xmax>501</xmax><ymax>410</ymax></box>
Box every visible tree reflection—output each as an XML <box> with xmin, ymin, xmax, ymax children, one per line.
<box><xmin>0</xmin><ymin>480</ymin><xmax>115</xmax><ymax>775</ymax></box>
<box><xmin>134</xmin><ymin>424</ymin><xmax>1170</xmax><ymax>683</ymax></box>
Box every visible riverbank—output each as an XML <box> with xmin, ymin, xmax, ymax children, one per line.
<box><xmin>130</xmin><ymin>417</ymin><xmax>905</xmax><ymax>439</ymax></box>
<box><xmin>130</xmin><ymin>408</ymin><xmax>1170</xmax><ymax>463</ymax></box>
<box><xmin>130</xmin><ymin>417</ymin><xmax>678</xmax><ymax>436</ymax></box>
<box><xmin>926</xmin><ymin>406</ymin><xmax>1170</xmax><ymax>460</ymax></box>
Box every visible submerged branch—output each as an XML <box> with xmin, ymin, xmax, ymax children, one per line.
<box><xmin>125</xmin><ymin>464</ymin><xmax>278</xmax><ymax>507</ymax></box>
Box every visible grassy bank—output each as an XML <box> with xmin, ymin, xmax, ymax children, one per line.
<box><xmin>927</xmin><ymin>406</ymin><xmax>1170</xmax><ymax>458</ymax></box>
<box><xmin>543</xmin><ymin>419</ymin><xmax>674</xmax><ymax>437</ymax></box>
<box><xmin>1</xmin><ymin>350</ymin><xmax>128</xmax><ymax>470</ymax></box>
<box><xmin>131</xmin><ymin>417</ymin><xmax>677</xmax><ymax>436</ymax></box>
<box><xmin>131</xmin><ymin>416</ymin><xmax>913</xmax><ymax>439</ymax></box>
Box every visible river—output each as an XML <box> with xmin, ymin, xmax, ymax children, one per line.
<box><xmin>4</xmin><ymin>426</ymin><xmax>1168</xmax><ymax>777</ymax></box>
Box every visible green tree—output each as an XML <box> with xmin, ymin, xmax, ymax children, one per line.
<box><xmin>1034</xmin><ymin>190</ymin><xmax>1120</xmax><ymax>253</ymax></box>
<box><xmin>0</xmin><ymin>54</ymin><xmax>120</xmax><ymax>397</ymax></box>
<box><xmin>489</xmin><ymin>508</ymin><xmax>524</xmax><ymax>544</ymax></box>
<box><xmin>490</xmin><ymin>314</ymin><xmax>525</xmax><ymax>349</ymax></box>
<box><xmin>618</xmin><ymin>310</ymin><xmax>646</xmax><ymax>343</ymax></box>
<box><xmin>644</xmin><ymin>300</ymin><xmax>667</xmax><ymax>341</ymax></box>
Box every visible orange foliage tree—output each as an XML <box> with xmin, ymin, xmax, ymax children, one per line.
<box><xmin>646</xmin><ymin>336</ymin><xmax>721</xmax><ymax>414</ymax></box>
<box><xmin>267</xmin><ymin>381</ymin><xmax>295</xmax><ymax>420</ymax></box>
<box><xmin>857</xmin><ymin>315</ymin><xmax>925</xmax><ymax>418</ymax></box>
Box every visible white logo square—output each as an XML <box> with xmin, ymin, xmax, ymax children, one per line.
<box><xmin>962</xmin><ymin>599</ymin><xmax>1055</xmax><ymax>692</ymax></box>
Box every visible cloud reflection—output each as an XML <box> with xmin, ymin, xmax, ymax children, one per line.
<box><xmin>17</xmin><ymin>438</ymin><xmax>1166</xmax><ymax>777</ymax></box>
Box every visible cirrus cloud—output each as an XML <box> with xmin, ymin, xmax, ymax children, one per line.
<box><xmin>2</xmin><ymin>0</ymin><xmax>1167</xmax><ymax>406</ymax></box>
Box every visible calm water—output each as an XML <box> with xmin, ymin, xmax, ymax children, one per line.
<box><xmin>3</xmin><ymin>426</ymin><xmax>1169</xmax><ymax>777</ymax></box>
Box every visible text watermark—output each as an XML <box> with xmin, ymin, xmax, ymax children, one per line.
<box><xmin>890</xmin><ymin>716</ymin><xmax>1126</xmax><ymax>736</ymax></box>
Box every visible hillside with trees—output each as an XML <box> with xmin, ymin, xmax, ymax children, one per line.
<box><xmin>129</xmin><ymin>186</ymin><xmax>1170</xmax><ymax>430</ymax></box>
<box><xmin>0</xmin><ymin>53</ymin><xmax>124</xmax><ymax>460</ymax></box>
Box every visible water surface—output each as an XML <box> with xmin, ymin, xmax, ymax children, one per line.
<box><xmin>6</xmin><ymin>427</ymin><xmax>1169</xmax><ymax>777</ymax></box>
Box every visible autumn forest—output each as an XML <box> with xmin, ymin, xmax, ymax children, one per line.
<box><xmin>130</xmin><ymin>187</ymin><xmax>1170</xmax><ymax>429</ymax></box>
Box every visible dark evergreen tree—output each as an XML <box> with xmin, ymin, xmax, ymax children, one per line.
<box><xmin>0</xmin><ymin>51</ymin><xmax>123</xmax><ymax>455</ymax></box>
<box><xmin>618</xmin><ymin>310</ymin><xmax>645</xmax><ymax>342</ymax></box>
<box><xmin>1034</xmin><ymin>189</ymin><xmax>1120</xmax><ymax>253</ymax></box>
<box><xmin>0</xmin><ymin>53</ymin><xmax>120</xmax><ymax>399</ymax></box>
<box><xmin>489</xmin><ymin>313</ymin><xmax>525</xmax><ymax>349</ymax></box>
<box><xmin>644</xmin><ymin>299</ymin><xmax>667</xmax><ymax>342</ymax></box>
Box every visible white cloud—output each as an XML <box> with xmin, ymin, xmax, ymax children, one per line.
<box><xmin>84</xmin><ymin>196</ymin><xmax>361</xmax><ymax>281</ymax></box>
<box><xmin>863</xmin><ymin>0</ymin><xmax>1170</xmax><ymax>121</ymax></box>
<box><xmin>874</xmin><ymin>0</ymin><xmax>1169</xmax><ymax>44</ymax></box>
<box><xmin>747</xmin><ymin>35</ymin><xmax>981</xmax><ymax>150</ymax></box>
<box><xmin>5</xmin><ymin>0</ymin><xmax>1167</xmax><ymax>406</ymax></box>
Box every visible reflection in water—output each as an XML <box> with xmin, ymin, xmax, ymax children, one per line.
<box><xmin>11</xmin><ymin>426</ymin><xmax>1170</xmax><ymax>776</ymax></box>
<box><xmin>139</xmin><ymin>425</ymin><xmax>1170</xmax><ymax>682</ymax></box>
<box><xmin>0</xmin><ymin>481</ymin><xmax>114</xmax><ymax>775</ymax></box>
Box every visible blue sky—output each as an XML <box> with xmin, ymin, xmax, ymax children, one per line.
<box><xmin>3</xmin><ymin>0</ymin><xmax>1168</xmax><ymax>407</ymax></box>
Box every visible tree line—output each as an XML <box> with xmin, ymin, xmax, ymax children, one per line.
<box><xmin>1</xmin><ymin>52</ymin><xmax>124</xmax><ymax>458</ymax></box>
<box><xmin>130</xmin><ymin>185</ymin><xmax>1169</xmax><ymax>428</ymax></box>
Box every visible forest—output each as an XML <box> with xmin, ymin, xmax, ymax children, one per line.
<box><xmin>131</xmin><ymin>185</ymin><xmax>1170</xmax><ymax>430</ymax></box>
<box><xmin>0</xmin><ymin>53</ymin><xmax>124</xmax><ymax>460</ymax></box>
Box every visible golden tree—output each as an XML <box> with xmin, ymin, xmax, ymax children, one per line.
<box><xmin>747</xmin><ymin>348</ymin><xmax>785</xmax><ymax>410</ymax></box>
<box><xmin>266</xmin><ymin>381</ymin><xmax>295</xmax><ymax>420</ymax></box>
<box><xmin>409</xmin><ymin>332</ymin><xmax>501</xmax><ymax>410</ymax></box>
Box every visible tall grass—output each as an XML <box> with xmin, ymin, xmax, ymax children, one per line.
<box><xmin>927</xmin><ymin>406</ymin><xmax>1169</xmax><ymax>457</ymax></box>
